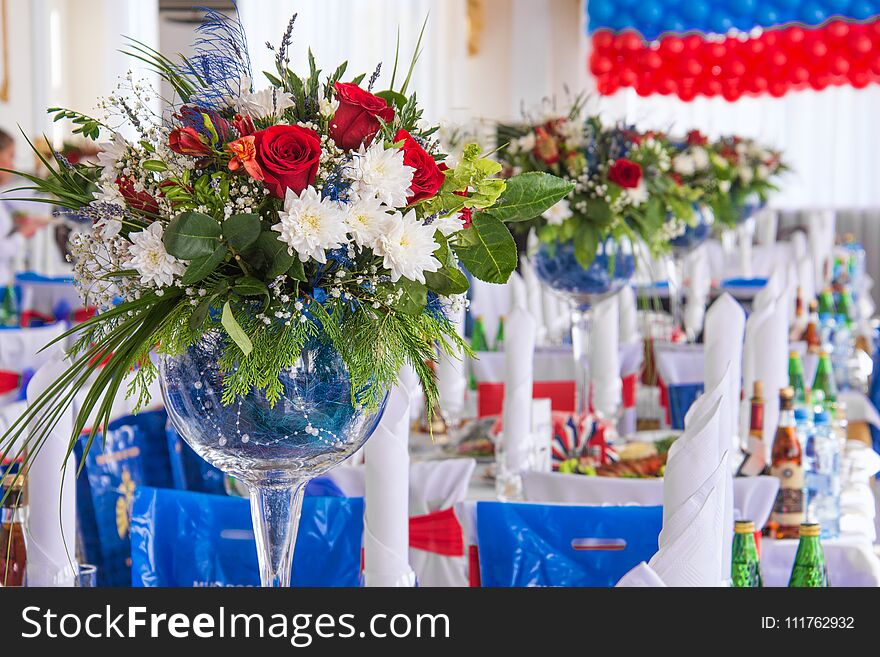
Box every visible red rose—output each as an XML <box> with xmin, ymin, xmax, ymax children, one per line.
<box><xmin>330</xmin><ymin>82</ymin><xmax>395</xmax><ymax>151</ymax></box>
<box><xmin>394</xmin><ymin>129</ymin><xmax>444</xmax><ymax>203</ymax></box>
<box><xmin>686</xmin><ymin>129</ymin><xmax>707</xmax><ymax>146</ymax></box>
<box><xmin>169</xmin><ymin>127</ymin><xmax>212</xmax><ymax>156</ymax></box>
<box><xmin>607</xmin><ymin>159</ymin><xmax>643</xmax><ymax>189</ymax></box>
<box><xmin>116</xmin><ymin>176</ymin><xmax>159</xmax><ymax>215</ymax></box>
<box><xmin>252</xmin><ymin>125</ymin><xmax>322</xmax><ymax>198</ymax></box>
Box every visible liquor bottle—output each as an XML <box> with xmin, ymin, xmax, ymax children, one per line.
<box><xmin>802</xmin><ymin>300</ymin><xmax>821</xmax><ymax>352</ymax></box>
<box><xmin>731</xmin><ymin>520</ymin><xmax>763</xmax><ymax>587</ymax></box>
<box><xmin>0</xmin><ymin>474</ymin><xmax>26</xmax><ymax>587</ymax></box>
<box><xmin>493</xmin><ymin>316</ymin><xmax>505</xmax><ymax>352</ymax></box>
<box><xmin>471</xmin><ymin>316</ymin><xmax>490</xmax><ymax>352</ymax></box>
<box><xmin>770</xmin><ymin>387</ymin><xmax>805</xmax><ymax>539</ymax></box>
<box><xmin>791</xmin><ymin>289</ymin><xmax>807</xmax><ymax>340</ymax></box>
<box><xmin>788</xmin><ymin>351</ymin><xmax>808</xmax><ymax>408</ymax></box>
<box><xmin>788</xmin><ymin>523</ymin><xmax>829</xmax><ymax>587</ymax></box>
<box><xmin>811</xmin><ymin>348</ymin><xmax>837</xmax><ymax>412</ymax></box>
<box><xmin>738</xmin><ymin>380</ymin><xmax>769</xmax><ymax>476</ymax></box>
<box><xmin>837</xmin><ymin>290</ymin><xmax>854</xmax><ymax>328</ymax></box>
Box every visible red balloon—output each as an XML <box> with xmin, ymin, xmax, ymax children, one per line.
<box><xmin>750</xmin><ymin>76</ymin><xmax>769</xmax><ymax>93</ymax></box>
<box><xmin>661</xmin><ymin>36</ymin><xmax>685</xmax><ymax>55</ymax></box>
<box><xmin>722</xmin><ymin>81</ymin><xmax>741</xmax><ymax>102</ymax></box>
<box><xmin>710</xmin><ymin>42</ymin><xmax>727</xmax><ymax>60</ymax></box>
<box><xmin>684</xmin><ymin>34</ymin><xmax>703</xmax><ymax>52</ymax></box>
<box><xmin>594</xmin><ymin>30</ymin><xmax>614</xmax><ymax>50</ymax></box>
<box><xmin>850</xmin><ymin>71</ymin><xmax>871</xmax><ymax>89</ymax></box>
<box><xmin>596</xmin><ymin>77</ymin><xmax>620</xmax><ymax>96</ymax></box>
<box><xmin>657</xmin><ymin>78</ymin><xmax>677</xmax><ymax>95</ymax></box>
<box><xmin>771</xmin><ymin>50</ymin><xmax>787</xmax><ymax>67</ymax></box>
<box><xmin>685</xmin><ymin>59</ymin><xmax>703</xmax><ymax>77</ymax></box>
<box><xmin>827</xmin><ymin>20</ymin><xmax>850</xmax><ymax>39</ymax></box>
<box><xmin>747</xmin><ymin>39</ymin><xmax>766</xmax><ymax>57</ymax></box>
<box><xmin>620</xmin><ymin>68</ymin><xmax>638</xmax><ymax>86</ymax></box>
<box><xmin>636</xmin><ymin>77</ymin><xmax>655</xmax><ymax>96</ymax></box>
<box><xmin>764</xmin><ymin>31</ymin><xmax>779</xmax><ymax>48</ymax></box>
<box><xmin>812</xmin><ymin>41</ymin><xmax>829</xmax><ymax>58</ymax></box>
<box><xmin>832</xmin><ymin>56</ymin><xmax>850</xmax><ymax>76</ymax></box>
<box><xmin>644</xmin><ymin>50</ymin><xmax>663</xmax><ymax>70</ymax></box>
<box><xmin>678</xmin><ymin>85</ymin><xmax>697</xmax><ymax>102</ymax></box>
<box><xmin>871</xmin><ymin>56</ymin><xmax>880</xmax><ymax>75</ymax></box>
<box><xmin>620</xmin><ymin>31</ymin><xmax>643</xmax><ymax>52</ymax></box>
<box><xmin>727</xmin><ymin>58</ymin><xmax>746</xmax><ymax>78</ymax></box>
<box><xmin>769</xmin><ymin>81</ymin><xmax>787</xmax><ymax>97</ymax></box>
<box><xmin>790</xmin><ymin>65</ymin><xmax>810</xmax><ymax>84</ymax></box>
<box><xmin>705</xmin><ymin>79</ymin><xmax>723</xmax><ymax>96</ymax></box>
<box><xmin>852</xmin><ymin>36</ymin><xmax>873</xmax><ymax>55</ymax></box>
<box><xmin>785</xmin><ymin>27</ymin><xmax>806</xmax><ymax>45</ymax></box>
<box><xmin>810</xmin><ymin>75</ymin><xmax>831</xmax><ymax>91</ymax></box>
<box><xmin>589</xmin><ymin>54</ymin><xmax>614</xmax><ymax>75</ymax></box>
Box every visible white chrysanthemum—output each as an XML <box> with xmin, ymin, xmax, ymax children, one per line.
<box><xmin>625</xmin><ymin>181</ymin><xmax>649</xmax><ymax>206</ymax></box>
<box><xmin>374</xmin><ymin>210</ymin><xmax>441</xmax><ymax>283</ymax></box>
<box><xmin>691</xmin><ymin>146</ymin><xmax>710</xmax><ymax>171</ymax></box>
<box><xmin>236</xmin><ymin>87</ymin><xmax>296</xmax><ymax>118</ymax></box>
<box><xmin>672</xmin><ymin>154</ymin><xmax>695</xmax><ymax>177</ymax></box>
<box><xmin>318</xmin><ymin>96</ymin><xmax>338</xmax><ymax>118</ymax></box>
<box><xmin>348</xmin><ymin>142</ymin><xmax>415</xmax><ymax>207</ymax></box>
<box><xmin>517</xmin><ymin>133</ymin><xmax>536</xmax><ymax>152</ymax></box>
<box><xmin>756</xmin><ymin>164</ymin><xmax>770</xmax><ymax>181</ymax></box>
<box><xmin>96</xmin><ymin>132</ymin><xmax>129</xmax><ymax>171</ymax></box>
<box><xmin>737</xmin><ymin>166</ymin><xmax>754</xmax><ymax>185</ymax></box>
<box><xmin>542</xmin><ymin>198</ymin><xmax>573</xmax><ymax>226</ymax></box>
<box><xmin>125</xmin><ymin>222</ymin><xmax>185</xmax><ymax>288</ymax></box>
<box><xmin>344</xmin><ymin>196</ymin><xmax>391</xmax><ymax>250</ymax></box>
<box><xmin>272</xmin><ymin>186</ymin><xmax>348</xmax><ymax>264</ymax></box>
<box><xmin>432</xmin><ymin>213</ymin><xmax>465</xmax><ymax>236</ymax></box>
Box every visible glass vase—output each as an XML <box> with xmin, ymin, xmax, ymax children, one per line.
<box><xmin>668</xmin><ymin>205</ymin><xmax>712</xmax><ymax>340</ymax></box>
<box><xmin>533</xmin><ymin>238</ymin><xmax>635</xmax><ymax>418</ymax></box>
<box><xmin>159</xmin><ymin>331</ymin><xmax>386</xmax><ymax>587</ymax></box>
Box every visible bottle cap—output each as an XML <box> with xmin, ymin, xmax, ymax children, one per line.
<box><xmin>734</xmin><ymin>520</ymin><xmax>755</xmax><ymax>534</ymax></box>
<box><xmin>752</xmin><ymin>380</ymin><xmax>763</xmax><ymax>399</ymax></box>
<box><xmin>799</xmin><ymin>523</ymin><xmax>821</xmax><ymax>538</ymax></box>
<box><xmin>789</xmin><ymin>350</ymin><xmax>801</xmax><ymax>360</ymax></box>
<box><xmin>780</xmin><ymin>386</ymin><xmax>794</xmax><ymax>401</ymax></box>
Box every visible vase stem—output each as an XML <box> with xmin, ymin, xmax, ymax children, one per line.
<box><xmin>249</xmin><ymin>478</ymin><xmax>307</xmax><ymax>587</ymax></box>
<box><xmin>570</xmin><ymin>302</ymin><xmax>592</xmax><ymax>418</ymax></box>
<box><xmin>670</xmin><ymin>255</ymin><xmax>685</xmax><ymax>337</ymax></box>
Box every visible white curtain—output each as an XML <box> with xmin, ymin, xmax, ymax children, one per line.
<box><xmin>238</xmin><ymin>0</ymin><xmax>467</xmax><ymax>123</ymax></box>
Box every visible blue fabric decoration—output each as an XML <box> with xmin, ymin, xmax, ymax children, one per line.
<box><xmin>667</xmin><ymin>383</ymin><xmax>705</xmax><ymax>430</ymax></box>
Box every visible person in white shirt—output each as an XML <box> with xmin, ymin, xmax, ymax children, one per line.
<box><xmin>0</xmin><ymin>129</ymin><xmax>44</xmax><ymax>283</ymax></box>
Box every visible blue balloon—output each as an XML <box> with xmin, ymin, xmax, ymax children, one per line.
<box><xmin>636</xmin><ymin>0</ymin><xmax>663</xmax><ymax>26</ymax></box>
<box><xmin>731</xmin><ymin>0</ymin><xmax>758</xmax><ymax>17</ymax></box>
<box><xmin>849</xmin><ymin>0</ymin><xmax>878</xmax><ymax>17</ymax></box>
<box><xmin>823</xmin><ymin>0</ymin><xmax>853</xmax><ymax>12</ymax></box>
<box><xmin>802</xmin><ymin>2</ymin><xmax>829</xmax><ymax>22</ymax></box>
<box><xmin>589</xmin><ymin>0</ymin><xmax>614</xmax><ymax>22</ymax></box>
<box><xmin>681</xmin><ymin>0</ymin><xmax>709</xmax><ymax>21</ymax></box>
<box><xmin>710</xmin><ymin>14</ymin><xmax>734</xmax><ymax>34</ymax></box>
<box><xmin>756</xmin><ymin>6</ymin><xmax>781</xmax><ymax>25</ymax></box>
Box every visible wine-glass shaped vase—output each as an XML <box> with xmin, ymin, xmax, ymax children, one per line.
<box><xmin>159</xmin><ymin>331</ymin><xmax>386</xmax><ymax>587</ymax></box>
<box><xmin>532</xmin><ymin>237</ymin><xmax>636</xmax><ymax>420</ymax></box>
<box><xmin>668</xmin><ymin>205</ymin><xmax>712</xmax><ymax>341</ymax></box>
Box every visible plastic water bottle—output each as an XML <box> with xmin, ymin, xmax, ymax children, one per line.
<box><xmin>831</xmin><ymin>313</ymin><xmax>852</xmax><ymax>391</ymax></box>
<box><xmin>804</xmin><ymin>410</ymin><xmax>841</xmax><ymax>539</ymax></box>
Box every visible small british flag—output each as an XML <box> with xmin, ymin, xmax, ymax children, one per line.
<box><xmin>551</xmin><ymin>414</ymin><xmax>593</xmax><ymax>469</ymax></box>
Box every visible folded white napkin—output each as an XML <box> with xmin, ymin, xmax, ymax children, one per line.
<box><xmin>755</xmin><ymin>208</ymin><xmax>778</xmax><ymax>246</ymax></box>
<box><xmin>737</xmin><ymin>218</ymin><xmax>756</xmax><ymax>278</ymax></box>
<box><xmin>25</xmin><ymin>349</ymin><xmax>77</xmax><ymax>587</ymax></box>
<box><xmin>732</xmin><ymin>476</ymin><xmax>780</xmax><ymax>529</ymax></box>
<box><xmin>703</xmin><ymin>293</ymin><xmax>746</xmax><ymax>451</ymax></box>
<box><xmin>364</xmin><ymin>366</ymin><xmax>417</xmax><ymax>587</ymax></box>
<box><xmin>520</xmin><ymin>258</ymin><xmax>547</xmax><ymax>345</ymax></box>
<box><xmin>741</xmin><ymin>297</ymin><xmax>788</xmax><ymax>449</ymax></box>
<box><xmin>590</xmin><ymin>294</ymin><xmax>621</xmax><ymax>418</ymax></box>
<box><xmin>791</xmin><ymin>230</ymin><xmax>808</xmax><ymax>260</ymax></box>
<box><xmin>435</xmin><ymin>300</ymin><xmax>467</xmax><ymax>424</ymax></box>
<box><xmin>616</xmin><ymin>561</ymin><xmax>667</xmax><ymax>587</ymax></box>
<box><xmin>651</xmin><ymin>451</ymin><xmax>729</xmax><ymax>587</ymax></box>
<box><xmin>618</xmin><ymin>285</ymin><xmax>640</xmax><ymax>345</ymax></box>
<box><xmin>684</xmin><ymin>247</ymin><xmax>711</xmax><ymax>339</ymax></box>
<box><xmin>752</xmin><ymin>263</ymin><xmax>785</xmax><ymax>312</ymax></box>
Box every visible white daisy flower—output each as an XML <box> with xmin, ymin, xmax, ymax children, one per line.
<box><xmin>374</xmin><ymin>210</ymin><xmax>441</xmax><ymax>283</ymax></box>
<box><xmin>625</xmin><ymin>181</ymin><xmax>649</xmax><ymax>206</ymax></box>
<box><xmin>348</xmin><ymin>141</ymin><xmax>414</xmax><ymax>207</ymax></box>
<box><xmin>236</xmin><ymin>87</ymin><xmax>296</xmax><ymax>118</ymax></box>
<box><xmin>756</xmin><ymin>164</ymin><xmax>770</xmax><ymax>180</ymax></box>
<box><xmin>542</xmin><ymin>198</ymin><xmax>573</xmax><ymax>226</ymax></box>
<box><xmin>431</xmin><ymin>213</ymin><xmax>466</xmax><ymax>236</ymax></box>
<box><xmin>517</xmin><ymin>133</ymin><xmax>536</xmax><ymax>152</ymax></box>
<box><xmin>737</xmin><ymin>166</ymin><xmax>754</xmax><ymax>185</ymax></box>
<box><xmin>344</xmin><ymin>196</ymin><xmax>391</xmax><ymax>250</ymax></box>
<box><xmin>318</xmin><ymin>96</ymin><xmax>339</xmax><ymax>118</ymax></box>
<box><xmin>125</xmin><ymin>222</ymin><xmax>185</xmax><ymax>288</ymax></box>
<box><xmin>691</xmin><ymin>146</ymin><xmax>710</xmax><ymax>171</ymax></box>
<box><xmin>672</xmin><ymin>154</ymin><xmax>696</xmax><ymax>177</ymax></box>
<box><xmin>272</xmin><ymin>186</ymin><xmax>348</xmax><ymax>264</ymax></box>
<box><xmin>96</xmin><ymin>132</ymin><xmax>129</xmax><ymax>171</ymax></box>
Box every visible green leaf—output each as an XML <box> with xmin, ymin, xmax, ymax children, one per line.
<box><xmin>452</xmin><ymin>213</ymin><xmax>517</xmax><ymax>284</ymax></box>
<box><xmin>233</xmin><ymin>275</ymin><xmax>269</xmax><ymax>297</ymax></box>
<box><xmin>221</xmin><ymin>301</ymin><xmax>253</xmax><ymax>356</ymax></box>
<box><xmin>573</xmin><ymin>222</ymin><xmax>600</xmax><ymax>269</ymax></box>
<box><xmin>424</xmin><ymin>235</ymin><xmax>469</xmax><ymax>295</ymax></box>
<box><xmin>223</xmin><ymin>213</ymin><xmax>262</xmax><ymax>251</ymax></box>
<box><xmin>287</xmin><ymin>258</ymin><xmax>306</xmax><ymax>282</ymax></box>
<box><xmin>391</xmin><ymin>278</ymin><xmax>427</xmax><ymax>315</ymax></box>
<box><xmin>163</xmin><ymin>211</ymin><xmax>221</xmax><ymax>259</ymax></box>
<box><xmin>142</xmin><ymin>159</ymin><xmax>167</xmax><ymax>172</ymax></box>
<box><xmin>247</xmin><ymin>231</ymin><xmax>295</xmax><ymax>279</ymax></box>
<box><xmin>188</xmin><ymin>297</ymin><xmax>211</xmax><ymax>331</ymax></box>
<box><xmin>483</xmin><ymin>172</ymin><xmax>574</xmax><ymax>223</ymax></box>
<box><xmin>375</xmin><ymin>89</ymin><xmax>408</xmax><ymax>110</ymax></box>
<box><xmin>585</xmin><ymin>197</ymin><xmax>614</xmax><ymax>227</ymax></box>
<box><xmin>181</xmin><ymin>243</ymin><xmax>227</xmax><ymax>285</ymax></box>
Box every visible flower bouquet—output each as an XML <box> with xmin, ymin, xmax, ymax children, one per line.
<box><xmin>0</xmin><ymin>9</ymin><xmax>571</xmax><ymax>586</ymax></box>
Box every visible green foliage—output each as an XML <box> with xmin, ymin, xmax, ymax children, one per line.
<box><xmin>452</xmin><ymin>213</ymin><xmax>518</xmax><ymax>284</ymax></box>
<box><xmin>483</xmin><ymin>172</ymin><xmax>574</xmax><ymax>223</ymax></box>
<box><xmin>164</xmin><ymin>211</ymin><xmax>222</xmax><ymax>259</ymax></box>
<box><xmin>48</xmin><ymin>108</ymin><xmax>106</xmax><ymax>141</ymax></box>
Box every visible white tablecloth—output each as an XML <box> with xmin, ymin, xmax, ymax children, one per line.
<box><xmin>761</xmin><ymin>536</ymin><xmax>880</xmax><ymax>587</ymax></box>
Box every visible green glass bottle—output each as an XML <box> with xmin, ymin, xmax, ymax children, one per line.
<box><xmin>493</xmin><ymin>316</ymin><xmax>505</xmax><ymax>352</ymax></box>
<box><xmin>811</xmin><ymin>349</ymin><xmax>837</xmax><ymax>411</ymax></box>
<box><xmin>817</xmin><ymin>288</ymin><xmax>836</xmax><ymax>317</ymax></box>
<box><xmin>788</xmin><ymin>351</ymin><xmax>807</xmax><ymax>408</ymax></box>
<box><xmin>1</xmin><ymin>285</ymin><xmax>18</xmax><ymax>328</ymax></box>
<box><xmin>471</xmin><ymin>316</ymin><xmax>490</xmax><ymax>352</ymax></box>
<box><xmin>837</xmin><ymin>290</ymin><xmax>855</xmax><ymax>328</ymax></box>
<box><xmin>788</xmin><ymin>523</ymin><xmax>829</xmax><ymax>587</ymax></box>
<box><xmin>731</xmin><ymin>520</ymin><xmax>763</xmax><ymax>587</ymax></box>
